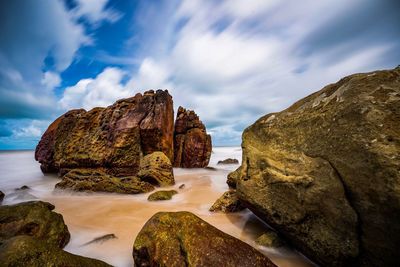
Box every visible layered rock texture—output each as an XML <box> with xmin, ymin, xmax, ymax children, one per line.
<box><xmin>35</xmin><ymin>90</ymin><xmax>174</xmax><ymax>176</ymax></box>
<box><xmin>0</xmin><ymin>201</ymin><xmax>110</xmax><ymax>266</ymax></box>
<box><xmin>173</xmin><ymin>106</ymin><xmax>212</xmax><ymax>168</ymax></box>
<box><xmin>35</xmin><ymin>90</ymin><xmax>212</xmax><ymax>181</ymax></box>
<box><xmin>133</xmin><ymin>211</ymin><xmax>276</xmax><ymax>267</ymax></box>
<box><xmin>233</xmin><ymin>67</ymin><xmax>400</xmax><ymax>266</ymax></box>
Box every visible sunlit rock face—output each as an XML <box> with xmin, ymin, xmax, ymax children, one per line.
<box><xmin>173</xmin><ymin>106</ymin><xmax>212</xmax><ymax>168</ymax></box>
<box><xmin>234</xmin><ymin>67</ymin><xmax>400</xmax><ymax>266</ymax></box>
<box><xmin>35</xmin><ymin>90</ymin><xmax>174</xmax><ymax>177</ymax></box>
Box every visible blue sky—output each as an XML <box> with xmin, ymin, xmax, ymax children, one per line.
<box><xmin>0</xmin><ymin>0</ymin><xmax>399</xmax><ymax>149</ymax></box>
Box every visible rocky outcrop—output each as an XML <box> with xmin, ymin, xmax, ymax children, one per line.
<box><xmin>147</xmin><ymin>190</ymin><xmax>177</xmax><ymax>201</ymax></box>
<box><xmin>0</xmin><ymin>236</ymin><xmax>111</xmax><ymax>267</ymax></box>
<box><xmin>0</xmin><ymin>201</ymin><xmax>70</xmax><ymax>248</ymax></box>
<box><xmin>137</xmin><ymin>152</ymin><xmax>174</xmax><ymax>186</ymax></box>
<box><xmin>227</xmin><ymin>166</ymin><xmax>241</xmax><ymax>188</ymax></box>
<box><xmin>218</xmin><ymin>158</ymin><xmax>239</xmax><ymax>164</ymax></box>
<box><xmin>0</xmin><ymin>201</ymin><xmax>110</xmax><ymax>266</ymax></box>
<box><xmin>35</xmin><ymin>90</ymin><xmax>174</xmax><ymax>177</ymax></box>
<box><xmin>133</xmin><ymin>211</ymin><xmax>276</xmax><ymax>267</ymax></box>
<box><xmin>234</xmin><ymin>67</ymin><xmax>400</xmax><ymax>266</ymax></box>
<box><xmin>55</xmin><ymin>169</ymin><xmax>154</xmax><ymax>194</ymax></box>
<box><xmin>209</xmin><ymin>190</ymin><xmax>246</xmax><ymax>212</ymax></box>
<box><xmin>173</xmin><ymin>106</ymin><xmax>212</xmax><ymax>168</ymax></box>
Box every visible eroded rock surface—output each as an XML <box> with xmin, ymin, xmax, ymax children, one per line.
<box><xmin>35</xmin><ymin>90</ymin><xmax>174</xmax><ymax>177</ymax></box>
<box><xmin>133</xmin><ymin>211</ymin><xmax>276</xmax><ymax>267</ymax></box>
<box><xmin>173</xmin><ymin>106</ymin><xmax>212</xmax><ymax>168</ymax></box>
<box><xmin>0</xmin><ymin>201</ymin><xmax>70</xmax><ymax>248</ymax></box>
<box><xmin>55</xmin><ymin>169</ymin><xmax>154</xmax><ymax>194</ymax></box>
<box><xmin>147</xmin><ymin>190</ymin><xmax>177</xmax><ymax>201</ymax></box>
<box><xmin>137</xmin><ymin>152</ymin><xmax>174</xmax><ymax>186</ymax></box>
<box><xmin>209</xmin><ymin>190</ymin><xmax>246</xmax><ymax>212</ymax></box>
<box><xmin>234</xmin><ymin>67</ymin><xmax>400</xmax><ymax>266</ymax></box>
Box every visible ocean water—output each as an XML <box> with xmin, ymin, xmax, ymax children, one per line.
<box><xmin>0</xmin><ymin>147</ymin><xmax>314</xmax><ymax>267</ymax></box>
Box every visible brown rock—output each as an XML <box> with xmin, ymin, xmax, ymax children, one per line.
<box><xmin>235</xmin><ymin>67</ymin><xmax>400</xmax><ymax>266</ymax></box>
<box><xmin>0</xmin><ymin>201</ymin><xmax>70</xmax><ymax>248</ymax></box>
<box><xmin>209</xmin><ymin>190</ymin><xmax>246</xmax><ymax>212</ymax></box>
<box><xmin>137</xmin><ymin>152</ymin><xmax>174</xmax><ymax>186</ymax></box>
<box><xmin>227</xmin><ymin>166</ymin><xmax>242</xmax><ymax>188</ymax></box>
<box><xmin>55</xmin><ymin>169</ymin><xmax>154</xmax><ymax>194</ymax></box>
<box><xmin>35</xmin><ymin>90</ymin><xmax>174</xmax><ymax>177</ymax></box>
<box><xmin>173</xmin><ymin>106</ymin><xmax>212</xmax><ymax>168</ymax></box>
<box><xmin>147</xmin><ymin>190</ymin><xmax>178</xmax><ymax>201</ymax></box>
<box><xmin>133</xmin><ymin>211</ymin><xmax>276</xmax><ymax>267</ymax></box>
<box><xmin>218</xmin><ymin>158</ymin><xmax>239</xmax><ymax>164</ymax></box>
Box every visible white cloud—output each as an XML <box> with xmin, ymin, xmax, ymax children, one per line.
<box><xmin>59</xmin><ymin>67</ymin><xmax>133</xmax><ymax>110</ymax></box>
<box><xmin>72</xmin><ymin>0</ymin><xmax>122</xmax><ymax>25</ymax></box>
<box><xmin>12</xmin><ymin>120</ymin><xmax>49</xmax><ymax>138</ymax></box>
<box><xmin>41</xmin><ymin>71</ymin><xmax>61</xmax><ymax>90</ymax></box>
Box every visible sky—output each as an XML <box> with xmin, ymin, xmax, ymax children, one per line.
<box><xmin>0</xmin><ymin>0</ymin><xmax>399</xmax><ymax>149</ymax></box>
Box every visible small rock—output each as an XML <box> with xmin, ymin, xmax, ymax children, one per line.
<box><xmin>82</xmin><ymin>234</ymin><xmax>117</xmax><ymax>246</ymax></box>
<box><xmin>178</xmin><ymin>184</ymin><xmax>185</xmax><ymax>189</ymax></box>
<box><xmin>256</xmin><ymin>230</ymin><xmax>285</xmax><ymax>248</ymax></box>
<box><xmin>209</xmin><ymin>190</ymin><xmax>246</xmax><ymax>212</ymax></box>
<box><xmin>0</xmin><ymin>190</ymin><xmax>4</xmax><ymax>204</ymax></box>
<box><xmin>15</xmin><ymin>185</ymin><xmax>30</xmax><ymax>191</ymax></box>
<box><xmin>218</xmin><ymin>158</ymin><xmax>239</xmax><ymax>164</ymax></box>
<box><xmin>147</xmin><ymin>190</ymin><xmax>178</xmax><ymax>201</ymax></box>
<box><xmin>137</xmin><ymin>152</ymin><xmax>175</xmax><ymax>187</ymax></box>
<box><xmin>204</xmin><ymin>166</ymin><xmax>217</xmax><ymax>171</ymax></box>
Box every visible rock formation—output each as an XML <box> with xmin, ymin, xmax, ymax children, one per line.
<box><xmin>173</xmin><ymin>106</ymin><xmax>212</xmax><ymax>168</ymax></box>
<box><xmin>137</xmin><ymin>152</ymin><xmax>174</xmax><ymax>186</ymax></box>
<box><xmin>209</xmin><ymin>190</ymin><xmax>246</xmax><ymax>212</ymax></box>
<box><xmin>147</xmin><ymin>190</ymin><xmax>177</xmax><ymax>201</ymax></box>
<box><xmin>233</xmin><ymin>67</ymin><xmax>400</xmax><ymax>266</ymax></box>
<box><xmin>55</xmin><ymin>169</ymin><xmax>154</xmax><ymax>194</ymax></box>
<box><xmin>35</xmin><ymin>90</ymin><xmax>174</xmax><ymax>177</ymax></box>
<box><xmin>0</xmin><ymin>201</ymin><xmax>110</xmax><ymax>266</ymax></box>
<box><xmin>133</xmin><ymin>211</ymin><xmax>276</xmax><ymax>267</ymax></box>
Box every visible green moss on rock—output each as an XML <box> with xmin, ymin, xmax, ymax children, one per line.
<box><xmin>147</xmin><ymin>190</ymin><xmax>178</xmax><ymax>201</ymax></box>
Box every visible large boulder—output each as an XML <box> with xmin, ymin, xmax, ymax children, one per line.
<box><xmin>0</xmin><ymin>236</ymin><xmax>111</xmax><ymax>267</ymax></box>
<box><xmin>0</xmin><ymin>201</ymin><xmax>70</xmax><ymax>248</ymax></box>
<box><xmin>35</xmin><ymin>90</ymin><xmax>174</xmax><ymax>176</ymax></box>
<box><xmin>234</xmin><ymin>67</ymin><xmax>400</xmax><ymax>266</ymax></box>
<box><xmin>137</xmin><ymin>152</ymin><xmax>175</xmax><ymax>186</ymax></box>
<box><xmin>55</xmin><ymin>169</ymin><xmax>154</xmax><ymax>194</ymax></box>
<box><xmin>173</xmin><ymin>106</ymin><xmax>212</xmax><ymax>168</ymax></box>
<box><xmin>133</xmin><ymin>211</ymin><xmax>276</xmax><ymax>267</ymax></box>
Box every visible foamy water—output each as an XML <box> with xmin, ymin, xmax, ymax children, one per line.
<box><xmin>0</xmin><ymin>148</ymin><xmax>314</xmax><ymax>267</ymax></box>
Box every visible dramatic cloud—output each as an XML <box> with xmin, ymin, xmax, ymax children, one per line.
<box><xmin>1</xmin><ymin>0</ymin><xmax>399</xmax><ymax>149</ymax></box>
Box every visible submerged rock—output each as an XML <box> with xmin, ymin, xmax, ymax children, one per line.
<box><xmin>15</xmin><ymin>185</ymin><xmax>30</xmax><ymax>191</ymax></box>
<box><xmin>133</xmin><ymin>211</ymin><xmax>276</xmax><ymax>267</ymax></box>
<box><xmin>235</xmin><ymin>67</ymin><xmax>400</xmax><ymax>266</ymax></box>
<box><xmin>209</xmin><ymin>190</ymin><xmax>246</xmax><ymax>213</ymax></box>
<box><xmin>35</xmin><ymin>90</ymin><xmax>174</xmax><ymax>176</ymax></box>
<box><xmin>0</xmin><ymin>201</ymin><xmax>70</xmax><ymax>248</ymax></box>
<box><xmin>82</xmin><ymin>234</ymin><xmax>117</xmax><ymax>246</ymax></box>
<box><xmin>218</xmin><ymin>158</ymin><xmax>239</xmax><ymax>164</ymax></box>
<box><xmin>55</xmin><ymin>169</ymin><xmax>154</xmax><ymax>194</ymax></box>
<box><xmin>173</xmin><ymin>106</ymin><xmax>212</xmax><ymax>168</ymax></box>
<box><xmin>0</xmin><ymin>236</ymin><xmax>111</xmax><ymax>267</ymax></box>
<box><xmin>147</xmin><ymin>190</ymin><xmax>178</xmax><ymax>201</ymax></box>
<box><xmin>178</xmin><ymin>184</ymin><xmax>185</xmax><ymax>189</ymax></box>
<box><xmin>137</xmin><ymin>152</ymin><xmax>174</xmax><ymax>186</ymax></box>
<box><xmin>256</xmin><ymin>230</ymin><xmax>285</xmax><ymax>248</ymax></box>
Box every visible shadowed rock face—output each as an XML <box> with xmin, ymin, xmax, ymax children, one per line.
<box><xmin>234</xmin><ymin>67</ymin><xmax>400</xmax><ymax>266</ymax></box>
<box><xmin>173</xmin><ymin>106</ymin><xmax>212</xmax><ymax>168</ymax></box>
<box><xmin>133</xmin><ymin>211</ymin><xmax>276</xmax><ymax>267</ymax></box>
<box><xmin>35</xmin><ymin>90</ymin><xmax>174</xmax><ymax>177</ymax></box>
<box><xmin>0</xmin><ymin>201</ymin><xmax>70</xmax><ymax>248</ymax></box>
